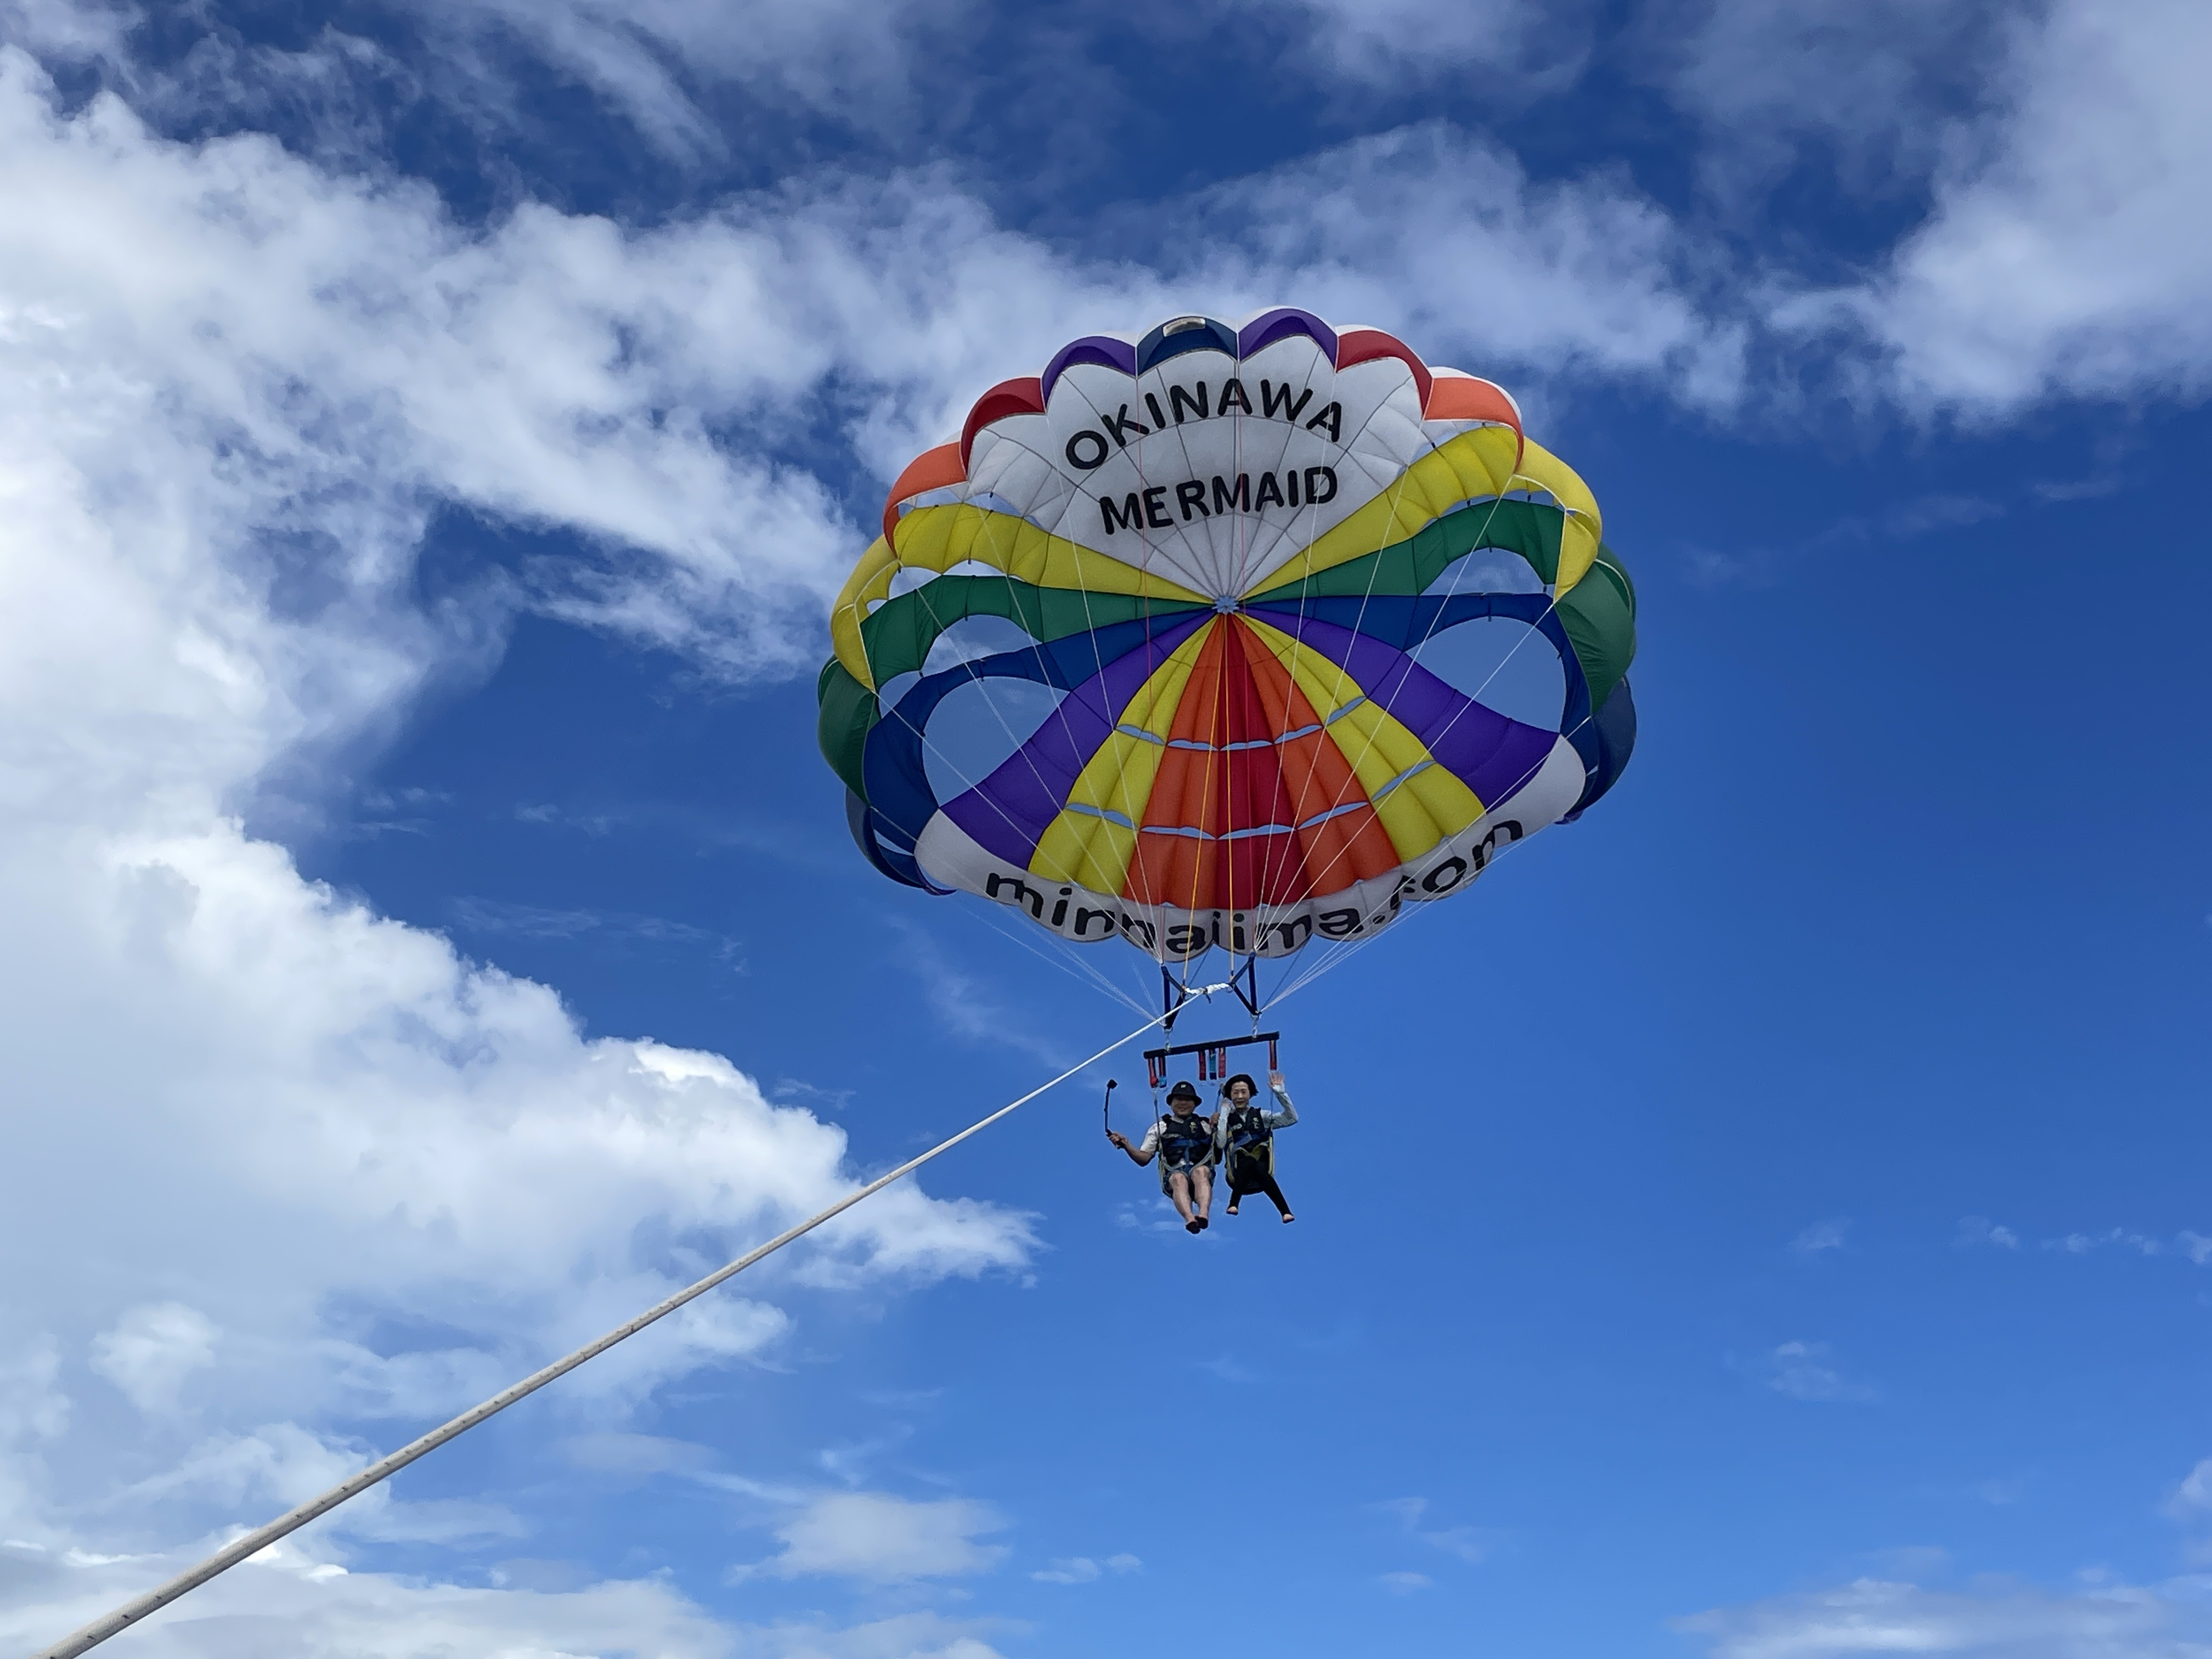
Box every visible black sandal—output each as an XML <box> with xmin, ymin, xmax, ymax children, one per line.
<box><xmin>1184</xmin><ymin>1218</ymin><xmax>1203</xmax><ymax>1234</ymax></box>
<box><xmin>1195</xmin><ymin>1216</ymin><xmax>1210</xmax><ymax>1231</ymax></box>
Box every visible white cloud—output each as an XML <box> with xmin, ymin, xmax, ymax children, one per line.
<box><xmin>0</xmin><ymin>43</ymin><xmax>930</xmax><ymax>691</ymax></box>
<box><xmin>1792</xmin><ymin>1221</ymin><xmax>1847</xmax><ymax>1254</ymax></box>
<box><xmin>1656</xmin><ymin>0</ymin><xmax>2006</xmax><ymax>202</ymax></box>
<box><xmin>0</xmin><ymin>1336</ymin><xmax>68</xmax><ymax>1446</ymax></box>
<box><xmin>88</xmin><ymin>1304</ymin><xmax>219</xmax><ymax>1415</ymax></box>
<box><xmin>1789</xmin><ymin>0</ymin><xmax>2212</xmax><ymax>416</ymax></box>
<box><xmin>0</xmin><ymin>0</ymin><xmax>137</xmax><ymax>59</ymax></box>
<box><xmin>1677</xmin><ymin>1573</ymin><xmax>2212</xmax><ymax>1659</ymax></box>
<box><xmin>404</xmin><ymin>0</ymin><xmax>969</xmax><ymax>159</ymax></box>
<box><xmin>1030</xmin><ymin>1556</ymin><xmax>1098</xmax><ymax>1584</ymax></box>
<box><xmin>1373</xmin><ymin>1496</ymin><xmax>1498</xmax><ymax>1566</ymax></box>
<box><xmin>743</xmin><ymin>1491</ymin><xmax>1008</xmax><ymax>1583</ymax></box>
<box><xmin>1188</xmin><ymin>123</ymin><xmax>1743</xmax><ymax>411</ymax></box>
<box><xmin>1957</xmin><ymin>1217</ymin><xmax>2020</xmax><ymax>1249</ymax></box>
<box><xmin>2046</xmin><ymin>1229</ymin><xmax>2163</xmax><ymax>1257</ymax></box>
<box><xmin>2166</xmin><ymin>1460</ymin><xmax>2212</xmax><ymax>1521</ymax></box>
<box><xmin>0</xmin><ymin>41</ymin><xmax>1061</xmax><ymax>1654</ymax></box>
<box><xmin>1230</xmin><ymin>0</ymin><xmax>1590</xmax><ymax>88</ymax></box>
<box><xmin>1765</xmin><ymin>1342</ymin><xmax>1873</xmax><ymax>1404</ymax></box>
<box><xmin>1380</xmin><ymin>1570</ymin><xmax>1432</xmax><ymax>1593</ymax></box>
<box><xmin>0</xmin><ymin>1532</ymin><xmax>1018</xmax><ymax>1659</ymax></box>
<box><xmin>1031</xmin><ymin>1552</ymin><xmax>1140</xmax><ymax>1584</ymax></box>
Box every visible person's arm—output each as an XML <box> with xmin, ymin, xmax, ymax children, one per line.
<box><xmin>1106</xmin><ymin>1120</ymin><xmax>1158</xmax><ymax>1165</ymax></box>
<box><xmin>1265</xmin><ymin>1070</ymin><xmax>1298</xmax><ymax>1128</ymax></box>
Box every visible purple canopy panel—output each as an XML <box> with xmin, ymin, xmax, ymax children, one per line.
<box><xmin>1040</xmin><ymin>335</ymin><xmax>1139</xmax><ymax>402</ymax></box>
<box><xmin>1244</xmin><ymin>609</ymin><xmax>1556</xmax><ymax>810</ymax></box>
<box><xmin>1237</xmin><ymin>308</ymin><xmax>1338</xmax><ymax>362</ymax></box>
<box><xmin>944</xmin><ymin>612</ymin><xmax>1214</xmax><ymax>866</ymax></box>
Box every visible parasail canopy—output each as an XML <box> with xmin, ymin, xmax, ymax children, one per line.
<box><xmin>818</xmin><ymin>308</ymin><xmax>1637</xmax><ymax>964</ymax></box>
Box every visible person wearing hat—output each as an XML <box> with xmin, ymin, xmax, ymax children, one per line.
<box><xmin>1106</xmin><ymin>1078</ymin><xmax>1217</xmax><ymax>1233</ymax></box>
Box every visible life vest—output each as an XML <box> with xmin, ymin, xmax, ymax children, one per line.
<box><xmin>1155</xmin><ymin>1109</ymin><xmax>1214</xmax><ymax>1173</ymax></box>
<box><xmin>1221</xmin><ymin>1103</ymin><xmax>1273</xmax><ymax>1186</ymax></box>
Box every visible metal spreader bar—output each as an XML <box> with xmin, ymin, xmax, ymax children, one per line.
<box><xmin>1143</xmin><ymin>1030</ymin><xmax>1280</xmax><ymax>1089</ymax></box>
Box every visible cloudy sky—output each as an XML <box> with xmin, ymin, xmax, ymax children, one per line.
<box><xmin>1</xmin><ymin>1</ymin><xmax>2210</xmax><ymax>1655</ymax></box>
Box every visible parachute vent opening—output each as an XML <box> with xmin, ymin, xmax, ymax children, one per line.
<box><xmin>920</xmin><ymin>614</ymin><xmax>1042</xmax><ymax>678</ymax></box>
<box><xmin>1422</xmin><ymin>549</ymin><xmax>1546</xmax><ymax>598</ymax></box>
<box><xmin>921</xmin><ymin>677</ymin><xmax>1069</xmax><ymax>804</ymax></box>
<box><xmin>1408</xmin><ymin>616</ymin><xmax>1567</xmax><ymax>730</ymax></box>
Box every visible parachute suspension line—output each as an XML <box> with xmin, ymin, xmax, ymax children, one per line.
<box><xmin>1268</xmin><ymin>823</ymin><xmax>1549</xmax><ymax>1008</ymax></box>
<box><xmin>957</xmin><ymin>899</ymin><xmax>1152</xmax><ymax>1020</ymax></box>
<box><xmin>884</xmin><ymin>650</ymin><xmax>1154</xmax><ymax>1020</ymax></box>
<box><xmin>1169</xmin><ymin>603</ymin><xmax>1228</xmax><ymax>1008</ymax></box>
<box><xmin>24</xmin><ymin>1002</ymin><xmax>1206</xmax><ymax>1659</ymax></box>
<box><xmin>902</xmin><ymin>577</ymin><xmax>1081</xmax><ymax>884</ymax></box>
<box><xmin>1262</xmin><ymin>481</ymin><xmax>1535</xmax><ymax>1012</ymax></box>
<box><xmin>1260</xmin><ymin>438</ymin><xmax>1511</xmax><ymax>1016</ymax></box>
<box><xmin>1281</xmin><ymin>565</ymin><xmax>1575</xmax><ymax>1001</ymax></box>
<box><xmin>871</xmin><ymin>589</ymin><xmax>1152</xmax><ymax>1021</ymax></box>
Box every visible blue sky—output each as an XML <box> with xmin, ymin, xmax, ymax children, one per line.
<box><xmin>1</xmin><ymin>2</ymin><xmax>2209</xmax><ymax>1656</ymax></box>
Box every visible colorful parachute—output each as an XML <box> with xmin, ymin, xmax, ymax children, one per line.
<box><xmin>818</xmin><ymin>309</ymin><xmax>1637</xmax><ymax>962</ymax></box>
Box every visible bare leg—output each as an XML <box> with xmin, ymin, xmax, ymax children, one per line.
<box><xmin>1166</xmin><ymin>1172</ymin><xmax>1195</xmax><ymax>1226</ymax></box>
<box><xmin>1192</xmin><ymin>1166</ymin><xmax>1213</xmax><ymax>1223</ymax></box>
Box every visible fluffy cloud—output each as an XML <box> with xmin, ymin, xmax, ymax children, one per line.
<box><xmin>0</xmin><ymin>37</ymin><xmax>1047</xmax><ymax>1652</ymax></box>
<box><xmin>1763</xmin><ymin>1342</ymin><xmax>1874</xmax><ymax>1404</ymax></box>
<box><xmin>1677</xmin><ymin>1575</ymin><xmax>2212</xmax><ymax>1659</ymax></box>
<box><xmin>1956</xmin><ymin>1217</ymin><xmax>2021</xmax><ymax>1249</ymax></box>
<box><xmin>1030</xmin><ymin>1553</ymin><xmax>1139</xmax><ymax>1584</ymax></box>
<box><xmin>744</xmin><ymin>1492</ymin><xmax>1009</xmax><ymax>1583</ymax></box>
<box><xmin>1184</xmin><ymin>122</ymin><xmax>1743</xmax><ymax>410</ymax></box>
<box><xmin>398</xmin><ymin>0</ymin><xmax>974</xmax><ymax>158</ymax></box>
<box><xmin>1791</xmin><ymin>1221</ymin><xmax>1847</xmax><ymax>1254</ymax></box>
<box><xmin>1787</xmin><ymin>0</ymin><xmax>2212</xmax><ymax>415</ymax></box>
<box><xmin>1224</xmin><ymin>0</ymin><xmax>1593</xmax><ymax>87</ymax></box>
<box><xmin>1654</xmin><ymin>0</ymin><xmax>2008</xmax><ymax>201</ymax></box>
<box><xmin>88</xmin><ymin>1305</ymin><xmax>220</xmax><ymax>1415</ymax></box>
<box><xmin>1374</xmin><ymin>1496</ymin><xmax>1497</xmax><ymax>1567</ymax></box>
<box><xmin>1</xmin><ymin>1534</ymin><xmax>1019</xmax><ymax>1659</ymax></box>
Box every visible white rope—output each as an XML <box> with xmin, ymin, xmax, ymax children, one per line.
<box><xmin>22</xmin><ymin>998</ymin><xmax>1214</xmax><ymax>1659</ymax></box>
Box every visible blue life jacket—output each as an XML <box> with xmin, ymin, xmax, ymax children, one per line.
<box><xmin>1222</xmin><ymin>1103</ymin><xmax>1274</xmax><ymax>1183</ymax></box>
<box><xmin>1155</xmin><ymin>1110</ymin><xmax>1214</xmax><ymax>1173</ymax></box>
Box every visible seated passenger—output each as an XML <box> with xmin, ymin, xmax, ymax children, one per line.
<box><xmin>1106</xmin><ymin>1079</ymin><xmax>1217</xmax><ymax>1233</ymax></box>
<box><xmin>1215</xmin><ymin>1070</ymin><xmax>1297</xmax><ymax>1223</ymax></box>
